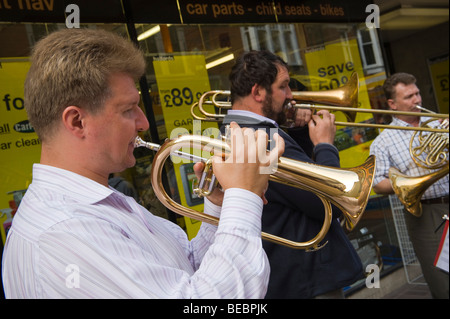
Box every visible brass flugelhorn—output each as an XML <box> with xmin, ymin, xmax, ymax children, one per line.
<box><xmin>135</xmin><ymin>134</ymin><xmax>375</xmax><ymax>251</ymax></box>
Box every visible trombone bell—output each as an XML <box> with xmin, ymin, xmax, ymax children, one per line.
<box><xmin>292</xmin><ymin>72</ymin><xmax>359</xmax><ymax>122</ymax></box>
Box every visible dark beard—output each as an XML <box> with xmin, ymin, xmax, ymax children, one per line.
<box><xmin>261</xmin><ymin>94</ymin><xmax>288</xmax><ymax>125</ymax></box>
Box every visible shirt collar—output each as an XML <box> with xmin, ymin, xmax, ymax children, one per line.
<box><xmin>392</xmin><ymin>115</ymin><xmax>434</xmax><ymax>127</ymax></box>
<box><xmin>227</xmin><ymin>110</ymin><xmax>279</xmax><ymax>127</ymax></box>
<box><xmin>31</xmin><ymin>163</ymin><xmax>115</xmax><ymax>204</ymax></box>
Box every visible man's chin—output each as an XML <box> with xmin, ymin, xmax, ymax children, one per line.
<box><xmin>127</xmin><ymin>157</ymin><xmax>136</xmax><ymax>168</ymax></box>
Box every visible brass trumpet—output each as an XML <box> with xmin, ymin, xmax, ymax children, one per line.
<box><xmin>135</xmin><ymin>134</ymin><xmax>375</xmax><ymax>251</ymax></box>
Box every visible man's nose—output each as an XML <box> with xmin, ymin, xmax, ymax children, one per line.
<box><xmin>413</xmin><ymin>92</ymin><xmax>422</xmax><ymax>105</ymax></box>
<box><xmin>137</xmin><ymin>107</ymin><xmax>150</xmax><ymax>132</ymax></box>
<box><xmin>286</xmin><ymin>86</ymin><xmax>293</xmax><ymax>99</ymax></box>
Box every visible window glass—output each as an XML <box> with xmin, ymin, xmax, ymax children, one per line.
<box><xmin>1</xmin><ymin>20</ymin><xmax>391</xmax><ymax>246</ymax></box>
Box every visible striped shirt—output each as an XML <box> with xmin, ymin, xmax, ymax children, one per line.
<box><xmin>370</xmin><ymin>116</ymin><xmax>449</xmax><ymax>199</ymax></box>
<box><xmin>2</xmin><ymin>164</ymin><xmax>268</xmax><ymax>298</ymax></box>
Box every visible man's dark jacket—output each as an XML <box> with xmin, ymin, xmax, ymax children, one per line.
<box><xmin>221</xmin><ymin>114</ymin><xmax>363</xmax><ymax>298</ymax></box>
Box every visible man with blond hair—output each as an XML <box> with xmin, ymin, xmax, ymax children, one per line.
<box><xmin>2</xmin><ymin>28</ymin><xmax>284</xmax><ymax>299</ymax></box>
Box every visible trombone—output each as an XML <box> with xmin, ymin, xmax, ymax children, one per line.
<box><xmin>135</xmin><ymin>134</ymin><xmax>375</xmax><ymax>251</ymax></box>
<box><xmin>294</xmin><ymin>104</ymin><xmax>449</xmax><ymax>133</ymax></box>
<box><xmin>191</xmin><ymin>71</ymin><xmax>449</xmax><ymax>133</ymax></box>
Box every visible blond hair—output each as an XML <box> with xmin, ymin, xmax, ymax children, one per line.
<box><xmin>24</xmin><ymin>28</ymin><xmax>146</xmax><ymax>141</ymax></box>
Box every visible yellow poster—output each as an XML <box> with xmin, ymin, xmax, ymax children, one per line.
<box><xmin>428</xmin><ymin>53</ymin><xmax>449</xmax><ymax>114</ymax></box>
<box><xmin>304</xmin><ymin>39</ymin><xmax>378</xmax><ymax>172</ymax></box>
<box><xmin>153</xmin><ymin>55</ymin><xmax>218</xmax><ymax>239</ymax></box>
<box><xmin>0</xmin><ymin>58</ymin><xmax>39</xmax><ymax>245</ymax></box>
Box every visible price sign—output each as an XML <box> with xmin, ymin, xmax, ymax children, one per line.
<box><xmin>153</xmin><ymin>55</ymin><xmax>218</xmax><ymax>239</ymax></box>
<box><xmin>153</xmin><ymin>55</ymin><xmax>217</xmax><ymax>136</ymax></box>
<box><xmin>304</xmin><ymin>38</ymin><xmax>372</xmax><ymax>124</ymax></box>
<box><xmin>162</xmin><ymin>87</ymin><xmax>199</xmax><ymax>108</ymax></box>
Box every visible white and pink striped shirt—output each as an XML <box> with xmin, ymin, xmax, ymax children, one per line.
<box><xmin>2</xmin><ymin>164</ymin><xmax>269</xmax><ymax>299</ymax></box>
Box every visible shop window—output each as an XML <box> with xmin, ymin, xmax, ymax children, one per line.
<box><xmin>240</xmin><ymin>25</ymin><xmax>302</xmax><ymax>66</ymax></box>
<box><xmin>1</xmin><ymin>20</ymin><xmax>390</xmax><ymax>238</ymax></box>
<box><xmin>357</xmin><ymin>28</ymin><xmax>384</xmax><ymax>75</ymax></box>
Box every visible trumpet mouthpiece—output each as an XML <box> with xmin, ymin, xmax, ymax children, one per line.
<box><xmin>134</xmin><ymin>136</ymin><xmax>145</xmax><ymax>148</ymax></box>
<box><xmin>134</xmin><ymin>136</ymin><xmax>161</xmax><ymax>152</ymax></box>
<box><xmin>415</xmin><ymin>105</ymin><xmax>436</xmax><ymax>114</ymax></box>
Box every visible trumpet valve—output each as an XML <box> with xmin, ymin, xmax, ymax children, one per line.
<box><xmin>193</xmin><ymin>159</ymin><xmax>218</xmax><ymax>197</ymax></box>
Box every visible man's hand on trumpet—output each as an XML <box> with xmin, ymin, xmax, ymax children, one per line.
<box><xmin>194</xmin><ymin>122</ymin><xmax>285</xmax><ymax>206</ymax></box>
<box><xmin>308</xmin><ymin>110</ymin><xmax>337</xmax><ymax>146</ymax></box>
<box><xmin>285</xmin><ymin>100</ymin><xmax>337</xmax><ymax>146</ymax></box>
<box><xmin>286</xmin><ymin>101</ymin><xmax>313</xmax><ymax>127</ymax></box>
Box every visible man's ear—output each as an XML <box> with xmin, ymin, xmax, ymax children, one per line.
<box><xmin>387</xmin><ymin>99</ymin><xmax>397</xmax><ymax>110</ymax></box>
<box><xmin>251</xmin><ymin>83</ymin><xmax>265</xmax><ymax>103</ymax></box>
<box><xmin>62</xmin><ymin>106</ymin><xmax>86</xmax><ymax>138</ymax></box>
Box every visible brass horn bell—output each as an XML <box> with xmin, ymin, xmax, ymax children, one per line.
<box><xmin>389</xmin><ymin>164</ymin><xmax>449</xmax><ymax>217</ymax></box>
<box><xmin>291</xmin><ymin>72</ymin><xmax>359</xmax><ymax>122</ymax></box>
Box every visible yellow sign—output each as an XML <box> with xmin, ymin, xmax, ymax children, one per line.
<box><xmin>304</xmin><ymin>39</ymin><xmax>381</xmax><ymax>195</ymax></box>
<box><xmin>304</xmin><ymin>39</ymin><xmax>377</xmax><ymax>163</ymax></box>
<box><xmin>304</xmin><ymin>39</ymin><xmax>372</xmax><ymax>122</ymax></box>
<box><xmin>0</xmin><ymin>59</ymin><xmax>39</xmax><ymax>244</ymax></box>
<box><xmin>153</xmin><ymin>55</ymin><xmax>218</xmax><ymax>239</ymax></box>
<box><xmin>0</xmin><ymin>59</ymin><xmax>40</xmax><ymax>220</ymax></box>
<box><xmin>428</xmin><ymin>53</ymin><xmax>449</xmax><ymax>114</ymax></box>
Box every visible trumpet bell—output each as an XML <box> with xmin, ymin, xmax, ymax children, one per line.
<box><xmin>271</xmin><ymin>154</ymin><xmax>376</xmax><ymax>231</ymax></box>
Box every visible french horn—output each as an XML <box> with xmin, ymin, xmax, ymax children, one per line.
<box><xmin>389</xmin><ymin>106</ymin><xmax>449</xmax><ymax>217</ymax></box>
